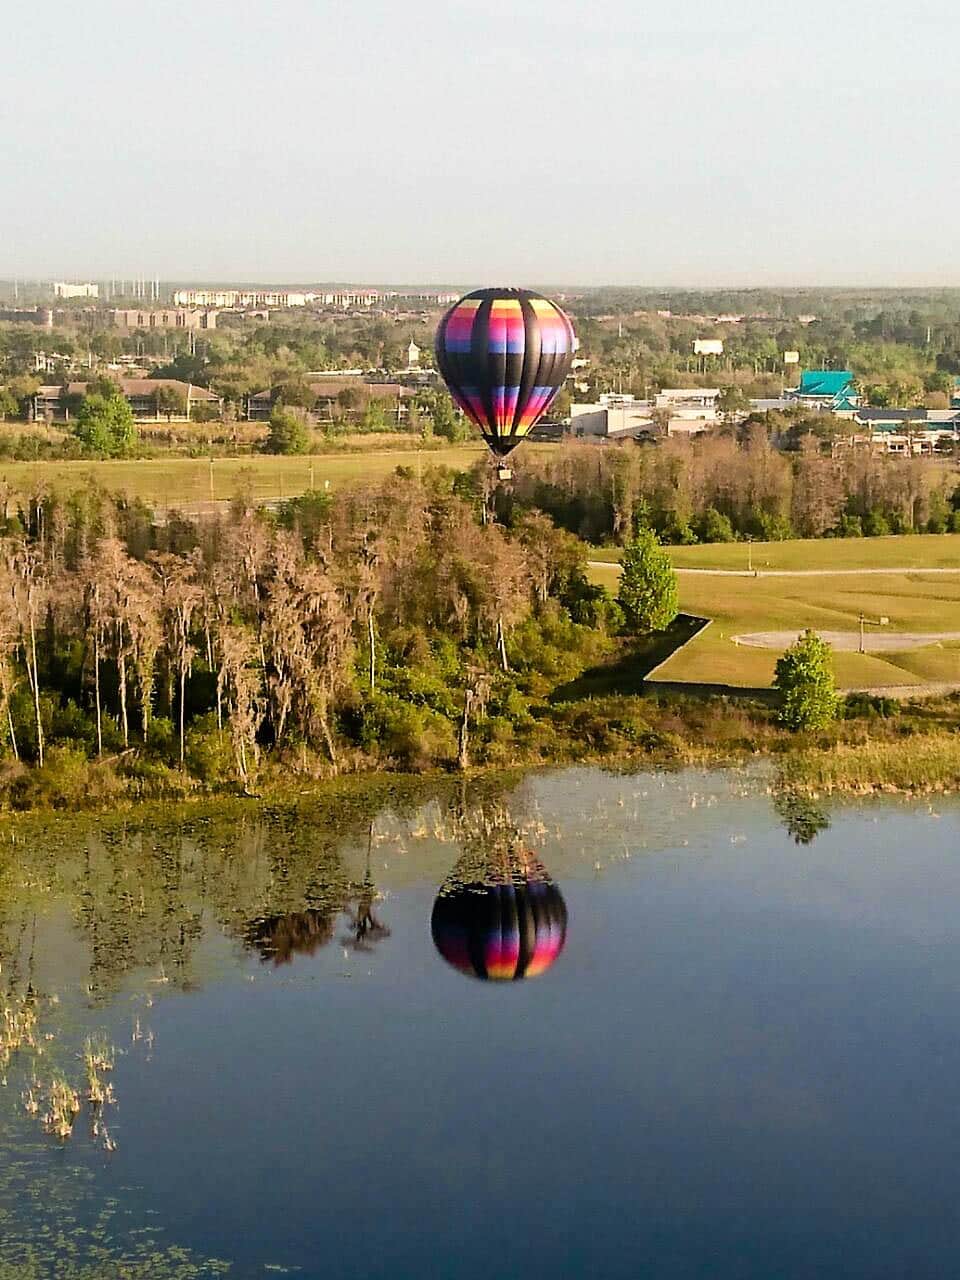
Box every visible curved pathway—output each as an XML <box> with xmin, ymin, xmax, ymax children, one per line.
<box><xmin>588</xmin><ymin>561</ymin><xmax>960</xmax><ymax>577</ymax></box>
<box><xmin>733</xmin><ymin>630</ymin><xmax>960</xmax><ymax>653</ymax></box>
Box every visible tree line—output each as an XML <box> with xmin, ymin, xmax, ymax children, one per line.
<box><xmin>499</xmin><ymin>433</ymin><xmax>960</xmax><ymax>544</ymax></box>
<box><xmin>0</xmin><ymin>473</ymin><xmax>624</xmax><ymax>804</ymax></box>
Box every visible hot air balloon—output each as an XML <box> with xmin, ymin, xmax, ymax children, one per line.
<box><xmin>431</xmin><ymin>852</ymin><xmax>567</xmax><ymax>982</ymax></box>
<box><xmin>435</xmin><ymin>287</ymin><xmax>576</xmax><ymax>477</ymax></box>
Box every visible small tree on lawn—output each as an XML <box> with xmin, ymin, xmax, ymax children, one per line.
<box><xmin>264</xmin><ymin>407</ymin><xmax>309</xmax><ymax>455</ymax></box>
<box><xmin>774</xmin><ymin>629</ymin><xmax>838</xmax><ymax>730</ymax></box>
<box><xmin>75</xmin><ymin>389</ymin><xmax>137</xmax><ymax>456</ymax></box>
<box><xmin>616</xmin><ymin>528</ymin><xmax>679</xmax><ymax>633</ymax></box>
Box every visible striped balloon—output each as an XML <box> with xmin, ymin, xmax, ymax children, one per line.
<box><xmin>431</xmin><ymin>867</ymin><xmax>568</xmax><ymax>982</ymax></box>
<box><xmin>435</xmin><ymin>287</ymin><xmax>576</xmax><ymax>458</ymax></box>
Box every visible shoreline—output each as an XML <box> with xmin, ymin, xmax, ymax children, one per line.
<box><xmin>1</xmin><ymin>726</ymin><xmax>958</xmax><ymax>819</ymax></box>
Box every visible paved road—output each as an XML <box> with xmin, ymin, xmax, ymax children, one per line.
<box><xmin>734</xmin><ymin>630</ymin><xmax>960</xmax><ymax>652</ymax></box>
<box><xmin>588</xmin><ymin>561</ymin><xmax>960</xmax><ymax>577</ymax></box>
<box><xmin>849</xmin><ymin>681</ymin><xmax>960</xmax><ymax>700</ymax></box>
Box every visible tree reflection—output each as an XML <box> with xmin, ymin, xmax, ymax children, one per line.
<box><xmin>244</xmin><ymin>908</ymin><xmax>341</xmax><ymax>965</ymax></box>
<box><xmin>340</xmin><ymin>824</ymin><xmax>391</xmax><ymax>953</ymax></box>
<box><xmin>774</xmin><ymin>789</ymin><xmax>831</xmax><ymax>846</ymax></box>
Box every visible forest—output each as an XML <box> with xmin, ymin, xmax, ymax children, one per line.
<box><xmin>501</xmin><ymin>433</ymin><xmax>960</xmax><ymax>543</ymax></box>
<box><xmin>0</xmin><ymin>469</ymin><xmax>646</xmax><ymax>807</ymax></box>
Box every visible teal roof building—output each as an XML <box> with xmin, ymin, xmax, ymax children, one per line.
<box><xmin>795</xmin><ymin>370</ymin><xmax>858</xmax><ymax>410</ymax></box>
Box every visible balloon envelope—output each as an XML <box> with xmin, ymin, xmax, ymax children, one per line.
<box><xmin>435</xmin><ymin>287</ymin><xmax>576</xmax><ymax>458</ymax></box>
<box><xmin>431</xmin><ymin>860</ymin><xmax>567</xmax><ymax>981</ymax></box>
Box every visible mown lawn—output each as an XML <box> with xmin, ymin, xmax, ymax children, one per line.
<box><xmin>588</xmin><ymin>561</ymin><xmax>960</xmax><ymax>690</ymax></box>
<box><xmin>0</xmin><ymin>445</ymin><xmax>485</xmax><ymax>506</ymax></box>
<box><xmin>590</xmin><ymin>534</ymin><xmax>960</xmax><ymax>572</ymax></box>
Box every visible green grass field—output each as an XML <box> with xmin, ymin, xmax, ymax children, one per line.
<box><xmin>590</xmin><ymin>534</ymin><xmax>960</xmax><ymax>572</ymax></box>
<box><xmin>0</xmin><ymin>445</ymin><xmax>485</xmax><ymax>506</ymax></box>
<box><xmin>589</xmin><ymin>558</ymin><xmax>960</xmax><ymax>690</ymax></box>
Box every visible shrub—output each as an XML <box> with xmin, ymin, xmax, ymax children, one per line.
<box><xmin>9</xmin><ymin>744</ymin><xmax>124</xmax><ymax>810</ymax></box>
<box><xmin>843</xmin><ymin>692</ymin><xmax>901</xmax><ymax>719</ymax></box>
<box><xmin>862</xmin><ymin>508</ymin><xmax>891</xmax><ymax>537</ymax></box>
<box><xmin>358</xmin><ymin>693</ymin><xmax>457</xmax><ymax>769</ymax></box>
<box><xmin>837</xmin><ymin>514</ymin><xmax>863</xmax><ymax>538</ymax></box>
<box><xmin>146</xmin><ymin>715</ymin><xmax>177</xmax><ymax>762</ymax></box>
<box><xmin>263</xmin><ymin>407</ymin><xmax>309</xmax><ymax>455</ymax></box>
<box><xmin>184</xmin><ymin>713</ymin><xmax>235</xmax><ymax>783</ymax></box>
<box><xmin>698</xmin><ymin>507</ymin><xmax>736</xmax><ymax>543</ymax></box>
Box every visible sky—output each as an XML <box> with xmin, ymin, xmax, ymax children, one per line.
<box><xmin>3</xmin><ymin>0</ymin><xmax>960</xmax><ymax>286</ymax></box>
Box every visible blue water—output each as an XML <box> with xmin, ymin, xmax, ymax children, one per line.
<box><xmin>3</xmin><ymin>769</ymin><xmax>960</xmax><ymax>1278</ymax></box>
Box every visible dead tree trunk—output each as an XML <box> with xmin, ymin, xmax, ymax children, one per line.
<box><xmin>93</xmin><ymin>622</ymin><xmax>103</xmax><ymax>757</ymax></box>
<box><xmin>496</xmin><ymin>615</ymin><xmax>509</xmax><ymax>673</ymax></box>
<box><xmin>458</xmin><ymin>685</ymin><xmax>475</xmax><ymax>771</ymax></box>
<box><xmin>368</xmin><ymin>607</ymin><xmax>376</xmax><ymax>692</ymax></box>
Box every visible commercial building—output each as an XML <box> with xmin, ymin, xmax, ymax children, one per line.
<box><xmin>791</xmin><ymin>370</ymin><xmax>859</xmax><ymax>411</ymax></box>
<box><xmin>846</xmin><ymin>408</ymin><xmax>959</xmax><ymax>455</ymax></box>
<box><xmin>571</xmin><ymin>396</ymin><xmax>655</xmax><ymax>441</ymax></box>
<box><xmin>31</xmin><ymin>379</ymin><xmax>222</xmax><ymax>424</ymax></box>
<box><xmin>112</xmin><ymin>308</ymin><xmax>217</xmax><ymax>330</ymax></box>
<box><xmin>654</xmin><ymin>388</ymin><xmax>720</xmax><ymax>421</ymax></box>
<box><xmin>53</xmin><ymin>281</ymin><xmax>99</xmax><ymax>299</ymax></box>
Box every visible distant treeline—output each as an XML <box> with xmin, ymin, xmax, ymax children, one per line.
<box><xmin>496</xmin><ymin>435</ymin><xmax>960</xmax><ymax>543</ymax></box>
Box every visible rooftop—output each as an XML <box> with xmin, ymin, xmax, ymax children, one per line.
<box><xmin>797</xmin><ymin>370</ymin><xmax>855</xmax><ymax>397</ymax></box>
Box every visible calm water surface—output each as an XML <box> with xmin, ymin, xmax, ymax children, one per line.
<box><xmin>2</xmin><ymin>767</ymin><xmax>960</xmax><ymax>1278</ymax></box>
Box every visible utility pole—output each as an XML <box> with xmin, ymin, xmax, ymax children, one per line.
<box><xmin>858</xmin><ymin>613</ymin><xmax>889</xmax><ymax>654</ymax></box>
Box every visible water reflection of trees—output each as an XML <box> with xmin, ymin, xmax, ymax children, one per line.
<box><xmin>0</xmin><ymin>777</ymin><xmax>478</xmax><ymax>995</ymax></box>
<box><xmin>773</xmin><ymin>789</ymin><xmax>832</xmax><ymax>846</ymax></box>
<box><xmin>245</xmin><ymin>909</ymin><xmax>340</xmax><ymax>965</ymax></box>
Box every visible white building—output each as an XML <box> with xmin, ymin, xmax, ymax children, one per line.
<box><xmin>314</xmin><ymin>289</ymin><xmax>380</xmax><ymax>308</ymax></box>
<box><xmin>654</xmin><ymin>388</ymin><xmax>720</xmax><ymax>421</ymax></box>
<box><xmin>571</xmin><ymin>396</ymin><xmax>655</xmax><ymax>439</ymax></box>
<box><xmin>53</xmin><ymin>281</ymin><xmax>99</xmax><ymax>299</ymax></box>
<box><xmin>173</xmin><ymin>289</ymin><xmax>315</xmax><ymax>308</ymax></box>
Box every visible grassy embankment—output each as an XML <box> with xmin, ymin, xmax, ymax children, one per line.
<box><xmin>589</xmin><ymin>536</ymin><xmax>960</xmax><ymax>794</ymax></box>
<box><xmin>590</xmin><ymin>536</ymin><xmax>960</xmax><ymax>691</ymax></box>
<box><xmin>779</xmin><ymin>733</ymin><xmax>960</xmax><ymax>794</ymax></box>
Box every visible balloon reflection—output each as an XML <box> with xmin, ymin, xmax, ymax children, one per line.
<box><xmin>432</xmin><ymin>826</ymin><xmax>567</xmax><ymax>982</ymax></box>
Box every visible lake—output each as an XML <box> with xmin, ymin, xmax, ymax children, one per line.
<box><xmin>2</xmin><ymin>767</ymin><xmax>960</xmax><ymax>1279</ymax></box>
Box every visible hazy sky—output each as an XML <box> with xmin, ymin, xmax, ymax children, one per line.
<box><xmin>4</xmin><ymin>0</ymin><xmax>959</xmax><ymax>285</ymax></box>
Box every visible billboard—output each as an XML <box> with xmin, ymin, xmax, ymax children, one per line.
<box><xmin>693</xmin><ymin>339</ymin><xmax>723</xmax><ymax>356</ymax></box>
<box><xmin>783</xmin><ymin>350</ymin><xmax>800</xmax><ymax>364</ymax></box>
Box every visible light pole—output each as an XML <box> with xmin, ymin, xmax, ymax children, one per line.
<box><xmin>858</xmin><ymin>613</ymin><xmax>890</xmax><ymax>654</ymax></box>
